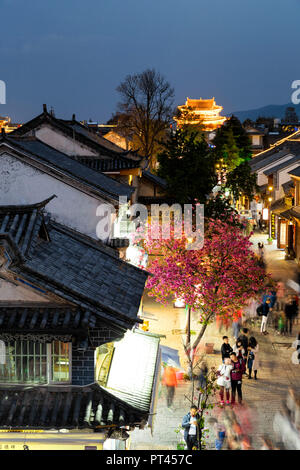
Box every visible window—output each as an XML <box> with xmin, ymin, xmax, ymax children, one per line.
<box><xmin>51</xmin><ymin>341</ymin><xmax>70</xmax><ymax>383</ymax></box>
<box><xmin>0</xmin><ymin>340</ymin><xmax>71</xmax><ymax>385</ymax></box>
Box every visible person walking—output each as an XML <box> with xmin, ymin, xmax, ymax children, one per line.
<box><xmin>259</xmin><ymin>298</ymin><xmax>271</xmax><ymax>335</ymax></box>
<box><xmin>217</xmin><ymin>357</ymin><xmax>233</xmax><ymax>405</ymax></box>
<box><xmin>237</xmin><ymin>328</ymin><xmax>249</xmax><ymax>354</ymax></box>
<box><xmin>182</xmin><ymin>405</ymin><xmax>200</xmax><ymax>450</ymax></box>
<box><xmin>284</xmin><ymin>296</ymin><xmax>298</xmax><ymax>335</ymax></box>
<box><xmin>230</xmin><ymin>352</ymin><xmax>246</xmax><ymax>405</ymax></box>
<box><xmin>247</xmin><ymin>336</ymin><xmax>259</xmax><ymax>380</ymax></box>
<box><xmin>221</xmin><ymin>336</ymin><xmax>233</xmax><ymax>363</ymax></box>
<box><xmin>232</xmin><ymin>310</ymin><xmax>242</xmax><ymax>340</ymax></box>
<box><xmin>161</xmin><ymin>364</ymin><xmax>177</xmax><ymax>409</ymax></box>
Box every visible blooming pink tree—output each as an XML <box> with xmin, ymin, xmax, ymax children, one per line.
<box><xmin>138</xmin><ymin>218</ymin><xmax>270</xmax><ymax>367</ymax></box>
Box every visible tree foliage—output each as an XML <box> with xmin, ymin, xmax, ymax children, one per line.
<box><xmin>157</xmin><ymin>130</ymin><xmax>217</xmax><ymax>205</ymax></box>
<box><xmin>142</xmin><ymin>219</ymin><xmax>270</xmax><ymax>365</ymax></box>
<box><xmin>226</xmin><ymin>161</ymin><xmax>259</xmax><ymax>200</ymax></box>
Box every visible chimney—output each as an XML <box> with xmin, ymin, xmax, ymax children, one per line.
<box><xmin>43</xmin><ymin>104</ymin><xmax>47</xmax><ymax>114</ymax></box>
<box><xmin>72</xmin><ymin>113</ymin><xmax>76</xmax><ymax>122</ymax></box>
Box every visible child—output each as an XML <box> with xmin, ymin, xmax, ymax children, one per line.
<box><xmin>217</xmin><ymin>357</ymin><xmax>233</xmax><ymax>405</ymax></box>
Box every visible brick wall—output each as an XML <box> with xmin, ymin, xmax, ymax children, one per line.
<box><xmin>72</xmin><ymin>326</ymin><xmax>124</xmax><ymax>385</ymax></box>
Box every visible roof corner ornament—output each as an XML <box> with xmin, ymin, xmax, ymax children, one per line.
<box><xmin>43</xmin><ymin>103</ymin><xmax>48</xmax><ymax>114</ymax></box>
<box><xmin>72</xmin><ymin>113</ymin><xmax>76</xmax><ymax>122</ymax></box>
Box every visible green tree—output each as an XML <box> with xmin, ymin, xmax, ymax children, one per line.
<box><xmin>157</xmin><ymin>130</ymin><xmax>217</xmax><ymax>205</ymax></box>
<box><xmin>226</xmin><ymin>161</ymin><xmax>259</xmax><ymax>200</ymax></box>
<box><xmin>213</xmin><ymin>115</ymin><xmax>252</xmax><ymax>166</ymax></box>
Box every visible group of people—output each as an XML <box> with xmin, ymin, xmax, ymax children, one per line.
<box><xmin>218</xmin><ymin>329</ymin><xmax>258</xmax><ymax>406</ymax></box>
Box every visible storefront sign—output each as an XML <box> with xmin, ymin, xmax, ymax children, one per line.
<box><xmin>271</xmin><ymin>213</ymin><xmax>276</xmax><ymax>239</ymax></box>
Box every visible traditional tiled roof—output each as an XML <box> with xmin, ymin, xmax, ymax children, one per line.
<box><xmin>142</xmin><ymin>170</ymin><xmax>167</xmax><ymax>189</ymax></box>
<box><xmin>289</xmin><ymin>166</ymin><xmax>300</xmax><ymax>178</ymax></box>
<box><xmin>0</xmin><ymin>200</ymin><xmax>148</xmax><ymax>331</ymax></box>
<box><xmin>1</xmin><ymin>136</ymin><xmax>133</xmax><ymax>202</ymax></box>
<box><xmin>282</xmin><ymin>180</ymin><xmax>294</xmax><ymax>195</ymax></box>
<box><xmin>263</xmin><ymin>155</ymin><xmax>300</xmax><ymax>176</ymax></box>
<box><xmin>0</xmin><ymin>383</ymin><xmax>148</xmax><ymax>430</ymax></box>
<box><xmin>0</xmin><ymin>196</ymin><xmax>54</xmax><ymax>261</ymax></box>
<box><xmin>76</xmin><ymin>155</ymin><xmax>141</xmax><ymax>172</ymax></box>
<box><xmin>11</xmin><ymin>107</ymin><xmax>131</xmax><ymax>159</ymax></box>
<box><xmin>250</xmin><ymin>149</ymin><xmax>292</xmax><ymax>172</ymax></box>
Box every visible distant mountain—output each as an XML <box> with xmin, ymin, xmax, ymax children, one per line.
<box><xmin>228</xmin><ymin>103</ymin><xmax>300</xmax><ymax>123</ymax></box>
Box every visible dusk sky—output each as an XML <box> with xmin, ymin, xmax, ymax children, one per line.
<box><xmin>1</xmin><ymin>0</ymin><xmax>300</xmax><ymax>123</ymax></box>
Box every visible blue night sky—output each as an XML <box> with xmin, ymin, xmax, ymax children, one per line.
<box><xmin>1</xmin><ymin>0</ymin><xmax>300</xmax><ymax>123</ymax></box>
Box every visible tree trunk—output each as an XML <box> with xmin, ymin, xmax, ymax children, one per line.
<box><xmin>191</xmin><ymin>311</ymin><xmax>214</xmax><ymax>362</ymax></box>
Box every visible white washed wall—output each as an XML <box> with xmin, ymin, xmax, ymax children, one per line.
<box><xmin>35</xmin><ymin>125</ymin><xmax>98</xmax><ymax>157</ymax></box>
<box><xmin>0</xmin><ymin>153</ymin><xmax>106</xmax><ymax>239</ymax></box>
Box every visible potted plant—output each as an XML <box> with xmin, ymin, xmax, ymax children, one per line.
<box><xmin>267</xmin><ymin>237</ymin><xmax>273</xmax><ymax>245</ymax></box>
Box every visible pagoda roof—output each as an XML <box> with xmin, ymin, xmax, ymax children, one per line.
<box><xmin>184</xmin><ymin>97</ymin><xmax>222</xmax><ymax>110</ymax></box>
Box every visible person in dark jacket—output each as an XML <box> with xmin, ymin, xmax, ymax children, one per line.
<box><xmin>237</xmin><ymin>328</ymin><xmax>249</xmax><ymax>354</ymax></box>
<box><xmin>230</xmin><ymin>352</ymin><xmax>246</xmax><ymax>405</ymax></box>
<box><xmin>285</xmin><ymin>296</ymin><xmax>298</xmax><ymax>335</ymax></box>
<box><xmin>221</xmin><ymin>336</ymin><xmax>233</xmax><ymax>362</ymax></box>
<box><xmin>260</xmin><ymin>299</ymin><xmax>271</xmax><ymax>335</ymax></box>
<box><xmin>182</xmin><ymin>406</ymin><xmax>200</xmax><ymax>450</ymax></box>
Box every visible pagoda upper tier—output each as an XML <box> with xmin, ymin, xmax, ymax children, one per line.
<box><xmin>175</xmin><ymin>97</ymin><xmax>227</xmax><ymax>131</ymax></box>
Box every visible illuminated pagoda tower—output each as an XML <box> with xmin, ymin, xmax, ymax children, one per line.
<box><xmin>0</xmin><ymin>115</ymin><xmax>21</xmax><ymax>133</ymax></box>
<box><xmin>174</xmin><ymin>97</ymin><xmax>226</xmax><ymax>132</ymax></box>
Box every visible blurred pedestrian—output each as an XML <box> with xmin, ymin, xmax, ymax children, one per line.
<box><xmin>161</xmin><ymin>364</ymin><xmax>177</xmax><ymax>409</ymax></box>
<box><xmin>237</xmin><ymin>328</ymin><xmax>249</xmax><ymax>354</ymax></box>
<box><xmin>232</xmin><ymin>309</ymin><xmax>242</xmax><ymax>340</ymax></box>
<box><xmin>247</xmin><ymin>336</ymin><xmax>259</xmax><ymax>380</ymax></box>
<box><xmin>196</xmin><ymin>361</ymin><xmax>208</xmax><ymax>391</ymax></box>
<box><xmin>284</xmin><ymin>296</ymin><xmax>298</xmax><ymax>335</ymax></box>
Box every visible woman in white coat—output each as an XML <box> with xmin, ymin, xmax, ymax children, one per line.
<box><xmin>248</xmin><ymin>336</ymin><xmax>259</xmax><ymax>380</ymax></box>
<box><xmin>217</xmin><ymin>358</ymin><xmax>233</xmax><ymax>404</ymax></box>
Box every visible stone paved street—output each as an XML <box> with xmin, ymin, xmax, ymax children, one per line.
<box><xmin>130</xmin><ymin>233</ymin><xmax>300</xmax><ymax>450</ymax></box>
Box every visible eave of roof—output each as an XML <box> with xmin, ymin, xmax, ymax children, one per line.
<box><xmin>0</xmin><ymin>382</ymin><xmax>148</xmax><ymax>430</ymax></box>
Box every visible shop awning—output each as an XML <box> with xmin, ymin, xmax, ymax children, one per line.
<box><xmin>103</xmin><ymin>329</ymin><xmax>161</xmax><ymax>415</ymax></box>
<box><xmin>280</xmin><ymin>205</ymin><xmax>300</xmax><ymax>221</ymax></box>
